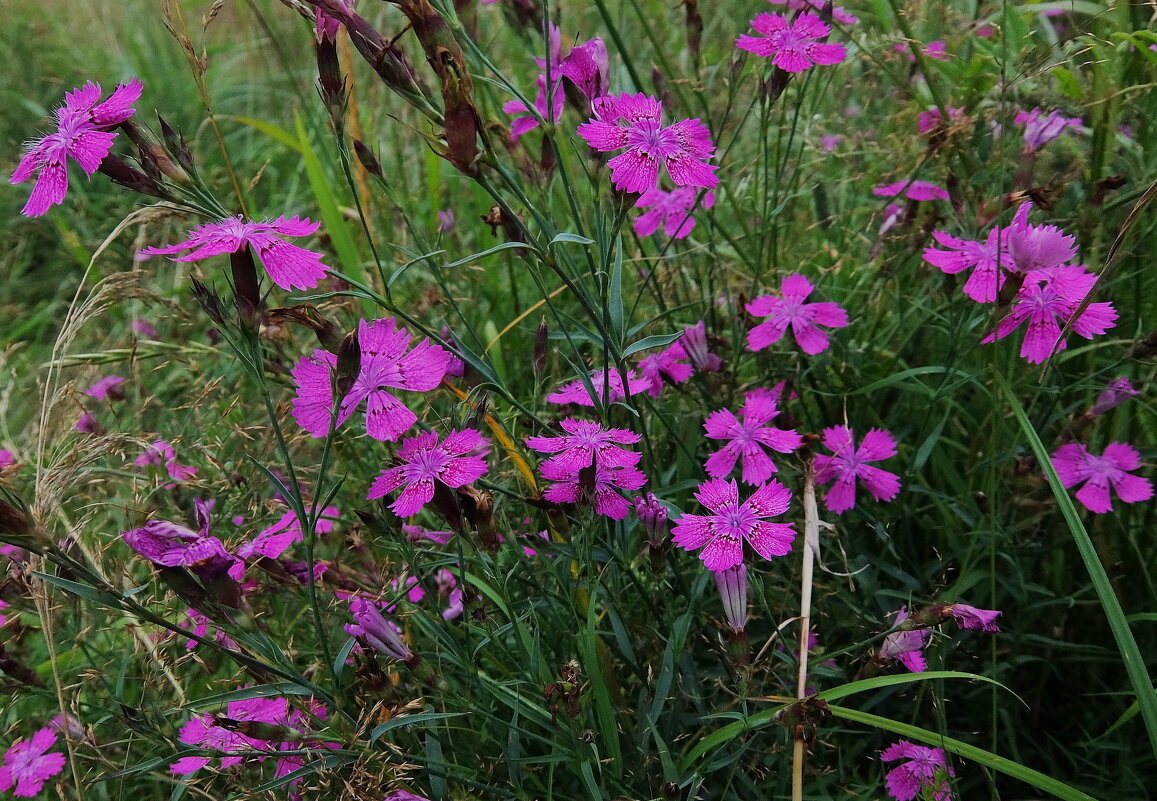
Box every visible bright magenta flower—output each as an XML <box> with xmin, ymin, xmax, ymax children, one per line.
<box><xmin>638</xmin><ymin>342</ymin><xmax>693</xmax><ymax>397</ymax></box>
<box><xmin>367</xmin><ymin>429</ymin><xmax>489</xmax><ymax>516</ymax></box>
<box><xmin>671</xmin><ymin>478</ymin><xmax>795</xmax><ymax>572</ymax></box>
<box><xmin>577</xmin><ymin>93</ymin><xmax>718</xmax><ymax>193</ymax></box>
<box><xmin>1050</xmin><ymin>442</ymin><xmax>1153</xmax><ymax>513</ymax></box>
<box><xmin>526</xmin><ymin>418</ymin><xmax>640</xmax><ymax>474</ymax></box>
<box><xmin>236</xmin><ymin>503</ymin><xmax>340</xmax><ymax>561</ymax></box>
<box><xmin>922</xmin><ymin>228</ymin><xmax>1007</xmax><ymax>303</ymax></box>
<box><xmin>540</xmin><ymin>461</ymin><xmax>647</xmax><ymax>520</ymax></box>
<box><xmin>881</xmin><ymin>740</ymin><xmax>956</xmax><ymax>801</ymax></box>
<box><xmin>633</xmin><ymin>186</ymin><xmax>714</xmax><ymax>239</ymax></box>
<box><xmin>85</xmin><ymin>375</ymin><xmax>125</xmax><ymax>401</ymax></box>
<box><xmin>1004</xmin><ymin>202</ymin><xmax>1078</xmax><ymax>274</ymax></box>
<box><xmin>293</xmin><ymin>317</ymin><xmax>450</xmax><ymax>441</ymax></box>
<box><xmin>704</xmin><ymin>389</ymin><xmax>803</xmax><ymax>484</ymax></box>
<box><xmin>980</xmin><ymin>265</ymin><xmax>1117</xmax><ymax>364</ymax></box>
<box><xmin>10</xmin><ymin>78</ymin><xmax>142</xmax><ymax>217</ymax></box>
<box><xmin>121</xmin><ymin>497</ymin><xmax>243</xmax><ymax>581</ymax></box>
<box><xmin>746</xmin><ymin>274</ymin><xmax>849</xmax><ymax>355</ymax></box>
<box><xmin>736</xmin><ymin>13</ymin><xmax>847</xmax><ymax>73</ymax></box>
<box><xmin>813</xmin><ymin>426</ymin><xmax>901</xmax><ymax>514</ymax></box>
<box><xmin>141</xmin><ymin>216</ymin><xmax>329</xmax><ymax>291</ymax></box>
<box><xmin>945</xmin><ymin>603</ymin><xmax>1002</xmax><ymax>633</ymax></box>
<box><xmin>0</xmin><ymin>728</ymin><xmax>66</xmax><ymax>797</ymax></box>
<box><xmin>877</xmin><ymin>607</ymin><xmax>929</xmax><ymax>672</ymax></box>
<box><xmin>547</xmin><ymin>367</ymin><xmax>650</xmax><ymax>406</ymax></box>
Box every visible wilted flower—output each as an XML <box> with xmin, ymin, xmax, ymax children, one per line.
<box><xmin>85</xmin><ymin>375</ymin><xmax>125</xmax><ymax>401</ymax></box>
<box><xmin>367</xmin><ymin>429</ymin><xmax>490</xmax><ymax>516</ymax></box>
<box><xmin>1016</xmin><ymin>107</ymin><xmax>1080</xmax><ymax>152</ymax></box>
<box><xmin>671</xmin><ymin>478</ymin><xmax>795</xmax><ymax>571</ymax></box>
<box><xmin>134</xmin><ymin>439</ymin><xmax>197</xmax><ymax>484</ymax></box>
<box><xmin>1090</xmin><ymin>377</ymin><xmax>1140</xmax><ymax>416</ymax></box>
<box><xmin>1051</xmin><ymin>441</ymin><xmax>1153</xmax><ymax>513</ymax></box>
<box><xmin>10</xmin><ymin>78</ymin><xmax>142</xmax><ymax>216</ymax></box>
<box><xmin>813</xmin><ymin>426</ymin><xmax>901</xmax><ymax>514</ymax></box>
<box><xmin>715</xmin><ymin>564</ymin><xmax>748</xmax><ymax>632</ymax></box>
<box><xmin>0</xmin><ymin>728</ymin><xmax>66</xmax><ymax>796</ymax></box>
<box><xmin>347</xmin><ymin>597</ymin><xmax>412</xmax><ymax>661</ymax></box>
<box><xmin>736</xmin><ymin>13</ymin><xmax>847</xmax><ymax>73</ymax></box>
<box><xmin>877</xmin><ymin>607</ymin><xmax>929</xmax><ymax>672</ymax></box>
<box><xmin>944</xmin><ymin>603</ymin><xmax>1002</xmax><ymax>633</ymax></box>
<box><xmin>680</xmin><ymin>320</ymin><xmax>722</xmax><ymax>372</ymax></box>
<box><xmin>121</xmin><ymin>497</ymin><xmax>242</xmax><ymax>581</ymax></box>
<box><xmin>236</xmin><ymin>504</ymin><xmax>340</xmax><ymax>561</ymax></box>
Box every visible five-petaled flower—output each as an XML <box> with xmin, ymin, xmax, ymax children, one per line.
<box><xmin>746</xmin><ymin>273</ymin><xmax>849</xmax><ymax>355</ymax></box>
<box><xmin>577</xmin><ymin>92</ymin><xmax>718</xmax><ymax>193</ymax></box>
<box><xmin>1050</xmin><ymin>441</ymin><xmax>1153</xmax><ymax>514</ymax></box>
<box><xmin>547</xmin><ymin>367</ymin><xmax>650</xmax><ymax>406</ymax></box>
<box><xmin>922</xmin><ymin>228</ymin><xmax>1008</xmax><ymax>303</ymax></box>
<box><xmin>704</xmin><ymin>389</ymin><xmax>803</xmax><ymax>484</ymax></box>
<box><xmin>293</xmin><ymin>317</ymin><xmax>450</xmax><ymax>441</ymax></box>
<box><xmin>367</xmin><ymin>429</ymin><xmax>490</xmax><ymax>516</ymax></box>
<box><xmin>0</xmin><ymin>728</ymin><xmax>66</xmax><ymax>797</ymax></box>
<box><xmin>637</xmin><ymin>342</ymin><xmax>693</xmax><ymax>397</ymax></box>
<box><xmin>141</xmin><ymin>216</ymin><xmax>330</xmax><ymax>291</ymax></box>
<box><xmin>813</xmin><ymin>426</ymin><xmax>901</xmax><ymax>514</ymax></box>
<box><xmin>736</xmin><ymin>13</ymin><xmax>847</xmax><ymax>73</ymax></box>
<box><xmin>236</xmin><ymin>503</ymin><xmax>340</xmax><ymax>561</ymax></box>
<box><xmin>539</xmin><ymin>460</ymin><xmax>648</xmax><ymax>520</ymax></box>
<box><xmin>633</xmin><ymin>186</ymin><xmax>715</xmax><ymax>239</ymax></box>
<box><xmin>525</xmin><ymin>418</ymin><xmax>641</xmax><ymax>474</ymax></box>
<box><xmin>671</xmin><ymin>477</ymin><xmax>795</xmax><ymax>572</ymax></box>
<box><xmin>1003</xmin><ymin>202</ymin><xmax>1077</xmax><ymax>274</ymax></box>
<box><xmin>10</xmin><ymin>78</ymin><xmax>142</xmax><ymax>217</ymax></box>
<box><xmin>880</xmin><ymin>740</ymin><xmax>956</xmax><ymax>801</ymax></box>
<box><xmin>980</xmin><ymin>265</ymin><xmax>1117</xmax><ymax>364</ymax></box>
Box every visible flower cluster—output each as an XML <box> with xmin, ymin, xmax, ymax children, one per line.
<box><xmin>528</xmin><ymin>419</ymin><xmax>646</xmax><ymax>520</ymax></box>
<box><xmin>881</xmin><ymin>740</ymin><xmax>956</xmax><ymax>801</ymax></box>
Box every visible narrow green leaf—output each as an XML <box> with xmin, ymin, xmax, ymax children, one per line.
<box><xmin>997</xmin><ymin>373</ymin><xmax>1157</xmax><ymax>756</ymax></box>
<box><xmin>550</xmin><ymin>232</ymin><xmax>595</xmax><ymax>246</ymax></box>
<box><xmin>446</xmin><ymin>241</ymin><xmax>531</xmax><ymax>268</ymax></box>
<box><xmin>187</xmin><ymin>682</ymin><xmax>321</xmax><ymax>710</ymax></box>
<box><xmin>370</xmin><ymin>711</ymin><xmax>464</xmax><ymax>742</ymax></box>
<box><xmin>622</xmin><ymin>332</ymin><xmax>683</xmax><ymax>359</ymax></box>
<box><xmin>227</xmin><ymin>116</ymin><xmax>302</xmax><ymax>153</ymax></box>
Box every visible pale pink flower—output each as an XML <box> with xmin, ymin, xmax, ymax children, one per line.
<box><xmin>85</xmin><ymin>375</ymin><xmax>125</xmax><ymax>401</ymax></box>
<box><xmin>1050</xmin><ymin>442</ymin><xmax>1153</xmax><ymax>514</ymax></box>
<box><xmin>878</xmin><ymin>607</ymin><xmax>929</xmax><ymax>672</ymax></box>
<box><xmin>539</xmin><ymin>461</ymin><xmax>647</xmax><ymax>520</ymax></box>
<box><xmin>881</xmin><ymin>740</ymin><xmax>956</xmax><ymax>801</ymax></box>
<box><xmin>141</xmin><ymin>216</ymin><xmax>329</xmax><ymax>291</ymax></box>
<box><xmin>737</xmin><ymin>12</ymin><xmax>847</xmax><ymax>73</ymax></box>
<box><xmin>704</xmin><ymin>390</ymin><xmax>803</xmax><ymax>484</ymax></box>
<box><xmin>367</xmin><ymin>430</ymin><xmax>489</xmax><ymax>516</ymax></box>
<box><xmin>1016</xmin><ymin>107</ymin><xmax>1080</xmax><ymax>152</ymax></box>
<box><xmin>980</xmin><ymin>265</ymin><xmax>1117</xmax><ymax>364</ymax></box>
<box><xmin>526</xmin><ymin>419</ymin><xmax>640</xmax><ymax>474</ymax></box>
<box><xmin>872</xmin><ymin>179</ymin><xmax>949</xmax><ymax>201</ymax></box>
<box><xmin>132</xmin><ymin>317</ymin><xmax>158</xmax><ymax>337</ymax></box>
<box><xmin>746</xmin><ymin>273</ymin><xmax>849</xmax><ymax>355</ymax></box>
<box><xmin>819</xmin><ymin>134</ymin><xmax>843</xmax><ymax>151</ymax></box>
<box><xmin>293</xmin><ymin>317</ymin><xmax>450</xmax><ymax>441</ymax></box>
<box><xmin>10</xmin><ymin>78</ymin><xmax>142</xmax><ymax>217</ymax></box>
<box><xmin>183</xmin><ymin>607</ymin><xmax>239</xmax><ymax>651</ymax></box>
<box><xmin>577</xmin><ymin>93</ymin><xmax>717</xmax><ymax>193</ymax></box>
<box><xmin>0</xmin><ymin>728</ymin><xmax>66</xmax><ymax>797</ymax></box>
<box><xmin>922</xmin><ymin>228</ymin><xmax>1008</xmax><ymax>303</ymax></box>
<box><xmin>671</xmin><ymin>477</ymin><xmax>795</xmax><ymax>571</ymax></box>
<box><xmin>633</xmin><ymin>186</ymin><xmax>714</xmax><ymax>239</ymax></box>
<box><xmin>894</xmin><ymin>40</ymin><xmax>947</xmax><ymax>61</ymax></box>
<box><xmin>547</xmin><ymin>367</ymin><xmax>650</xmax><ymax>406</ymax></box>
<box><xmin>813</xmin><ymin>426</ymin><xmax>901</xmax><ymax>514</ymax></box>
<box><xmin>436</xmin><ymin>210</ymin><xmax>454</xmax><ymax>232</ymax></box>
<box><xmin>236</xmin><ymin>503</ymin><xmax>340</xmax><ymax>561</ymax></box>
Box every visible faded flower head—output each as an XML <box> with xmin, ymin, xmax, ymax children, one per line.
<box><xmin>1016</xmin><ymin>107</ymin><xmax>1080</xmax><ymax>152</ymax></box>
<box><xmin>121</xmin><ymin>497</ymin><xmax>242</xmax><ymax>581</ymax></box>
<box><xmin>1090</xmin><ymin>377</ymin><xmax>1140</xmax><ymax>416</ymax></box>
<box><xmin>877</xmin><ymin>607</ymin><xmax>929</xmax><ymax>672</ymax></box>
<box><xmin>872</xmin><ymin>179</ymin><xmax>949</xmax><ymax>201</ymax></box>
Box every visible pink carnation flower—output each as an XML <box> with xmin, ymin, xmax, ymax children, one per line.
<box><xmin>894</xmin><ymin>40</ymin><xmax>947</xmax><ymax>61</ymax></box>
<box><xmin>736</xmin><ymin>12</ymin><xmax>847</xmax><ymax>73</ymax></box>
<box><xmin>922</xmin><ymin>228</ymin><xmax>1008</xmax><ymax>303</ymax></box>
<box><xmin>638</xmin><ymin>342</ymin><xmax>693</xmax><ymax>397</ymax></box>
<box><xmin>539</xmin><ymin>461</ymin><xmax>648</xmax><ymax>520</ymax></box>
<box><xmin>134</xmin><ymin>439</ymin><xmax>197</xmax><ymax>484</ymax></box>
<box><xmin>347</xmin><ymin>597</ymin><xmax>412</xmax><ymax>661</ymax></box>
<box><xmin>85</xmin><ymin>375</ymin><xmax>125</xmax><ymax>401</ymax></box>
<box><xmin>872</xmin><ymin>179</ymin><xmax>949</xmax><ymax>201</ymax></box>
<box><xmin>878</xmin><ymin>607</ymin><xmax>930</xmax><ymax>672</ymax></box>
<box><xmin>704</xmin><ymin>389</ymin><xmax>803</xmax><ymax>484</ymax></box>
<box><xmin>367</xmin><ymin>429</ymin><xmax>489</xmax><ymax>516</ymax></box>
<box><xmin>632</xmin><ymin>186</ymin><xmax>714</xmax><ymax>239</ymax></box>
<box><xmin>980</xmin><ymin>265</ymin><xmax>1117</xmax><ymax>364</ymax></box>
<box><xmin>504</xmin><ymin>74</ymin><xmax>565</xmax><ymax>142</ymax></box>
<box><xmin>671</xmin><ymin>477</ymin><xmax>795</xmax><ymax>572</ymax></box>
<box><xmin>0</xmin><ymin>728</ymin><xmax>66</xmax><ymax>797</ymax></box>
<box><xmin>1050</xmin><ymin>442</ymin><xmax>1153</xmax><ymax>514</ymax></box>
<box><xmin>525</xmin><ymin>418</ymin><xmax>641</xmax><ymax>474</ymax></box>
<box><xmin>881</xmin><ymin>740</ymin><xmax>956</xmax><ymax>801</ymax></box>
<box><xmin>813</xmin><ymin>426</ymin><xmax>901</xmax><ymax>514</ymax></box>
<box><xmin>1003</xmin><ymin>201</ymin><xmax>1078</xmax><ymax>274</ymax></box>
<box><xmin>0</xmin><ymin>450</ymin><xmax>14</xmax><ymax>469</ymax></box>
<box><xmin>1016</xmin><ymin>107</ymin><xmax>1080</xmax><ymax>152</ymax></box>
<box><xmin>504</xmin><ymin>25</ymin><xmax>608</xmax><ymax>139</ymax></box>
<box><xmin>577</xmin><ymin>93</ymin><xmax>718</xmax><ymax>193</ymax></box>
<box><xmin>140</xmin><ymin>216</ymin><xmax>329</xmax><ymax>291</ymax></box>
<box><xmin>236</xmin><ymin>503</ymin><xmax>340</xmax><ymax>561</ymax></box>
<box><xmin>121</xmin><ymin>497</ymin><xmax>243</xmax><ymax>581</ymax></box>
<box><xmin>768</xmin><ymin>0</ymin><xmax>858</xmax><ymax>25</ymax></box>
<box><xmin>1090</xmin><ymin>377</ymin><xmax>1140</xmax><ymax>416</ymax></box>
<box><xmin>293</xmin><ymin>317</ymin><xmax>450</xmax><ymax>441</ymax></box>
<box><xmin>10</xmin><ymin>78</ymin><xmax>142</xmax><ymax>217</ymax></box>
<box><xmin>945</xmin><ymin>603</ymin><xmax>1002</xmax><ymax>633</ymax></box>
<box><xmin>547</xmin><ymin>367</ymin><xmax>650</xmax><ymax>406</ymax></box>
<box><xmin>746</xmin><ymin>273</ymin><xmax>849</xmax><ymax>355</ymax></box>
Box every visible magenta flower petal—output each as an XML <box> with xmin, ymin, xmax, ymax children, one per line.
<box><xmin>672</xmin><ymin>478</ymin><xmax>794</xmax><ymax>571</ymax></box>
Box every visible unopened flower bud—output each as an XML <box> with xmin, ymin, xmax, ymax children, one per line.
<box><xmin>352</xmin><ymin>139</ymin><xmax>383</xmax><ymax>179</ymax></box>
<box><xmin>229</xmin><ymin>244</ymin><xmax>262</xmax><ymax>324</ymax></box>
<box><xmin>533</xmin><ymin>317</ymin><xmax>549</xmax><ymax>376</ymax></box>
<box><xmin>158</xmin><ymin>114</ymin><xmax>196</xmax><ymax>174</ymax></box>
<box><xmin>1090</xmin><ymin>377</ymin><xmax>1140</xmax><ymax>416</ymax></box>
<box><xmin>190</xmin><ymin>278</ymin><xmax>227</xmax><ymax>327</ymax></box>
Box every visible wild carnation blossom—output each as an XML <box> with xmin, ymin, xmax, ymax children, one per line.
<box><xmin>704</xmin><ymin>390</ymin><xmax>803</xmax><ymax>484</ymax></box>
<box><xmin>526</xmin><ymin>419</ymin><xmax>641</xmax><ymax>474</ymax></box>
<box><xmin>85</xmin><ymin>375</ymin><xmax>125</xmax><ymax>401</ymax></box>
<box><xmin>638</xmin><ymin>342</ymin><xmax>693</xmax><ymax>397</ymax></box>
<box><xmin>122</xmin><ymin>497</ymin><xmax>243</xmax><ymax>581</ymax></box>
<box><xmin>922</xmin><ymin>227</ymin><xmax>1008</xmax><ymax>303</ymax></box>
<box><xmin>504</xmin><ymin>25</ymin><xmax>608</xmax><ymax>140</ymax></box>
<box><xmin>746</xmin><ymin>273</ymin><xmax>849</xmax><ymax>355</ymax></box>
<box><xmin>577</xmin><ymin>93</ymin><xmax>718</xmax><ymax>193</ymax></box>
<box><xmin>877</xmin><ymin>607</ymin><xmax>930</xmax><ymax>672</ymax></box>
<box><xmin>880</xmin><ymin>740</ymin><xmax>956</xmax><ymax>801</ymax></box>
<box><xmin>633</xmin><ymin>186</ymin><xmax>715</xmax><ymax>239</ymax></box>
<box><xmin>1003</xmin><ymin>202</ymin><xmax>1078</xmax><ymax>274</ymax></box>
<box><xmin>10</xmin><ymin>78</ymin><xmax>142</xmax><ymax>217</ymax></box>
<box><xmin>736</xmin><ymin>13</ymin><xmax>847</xmax><ymax>73</ymax></box>
<box><xmin>872</xmin><ymin>179</ymin><xmax>950</xmax><ymax>201</ymax></box>
<box><xmin>768</xmin><ymin>0</ymin><xmax>858</xmax><ymax>25</ymax></box>
<box><xmin>813</xmin><ymin>426</ymin><xmax>901</xmax><ymax>514</ymax></box>
<box><xmin>347</xmin><ymin>597</ymin><xmax>413</xmax><ymax>661</ymax></box>
<box><xmin>671</xmin><ymin>478</ymin><xmax>795</xmax><ymax>572</ymax></box>
<box><xmin>236</xmin><ymin>503</ymin><xmax>340</xmax><ymax>561</ymax></box>
<box><xmin>141</xmin><ymin>216</ymin><xmax>329</xmax><ymax>291</ymax></box>
<box><xmin>679</xmin><ymin>320</ymin><xmax>722</xmax><ymax>372</ymax></box>
<box><xmin>293</xmin><ymin>317</ymin><xmax>450</xmax><ymax>441</ymax></box>
<box><xmin>980</xmin><ymin>265</ymin><xmax>1117</xmax><ymax>364</ymax></box>
<box><xmin>1090</xmin><ymin>377</ymin><xmax>1140</xmax><ymax>416</ymax></box>
<box><xmin>1050</xmin><ymin>442</ymin><xmax>1153</xmax><ymax>514</ymax></box>
<box><xmin>917</xmin><ymin>105</ymin><xmax>965</xmax><ymax>136</ymax></box>
<box><xmin>134</xmin><ymin>439</ymin><xmax>197</xmax><ymax>484</ymax></box>
<box><xmin>0</xmin><ymin>728</ymin><xmax>66</xmax><ymax>797</ymax></box>
<box><xmin>944</xmin><ymin>603</ymin><xmax>1002</xmax><ymax>633</ymax></box>
<box><xmin>367</xmin><ymin>430</ymin><xmax>490</xmax><ymax>516</ymax></box>
<box><xmin>539</xmin><ymin>460</ymin><xmax>648</xmax><ymax>520</ymax></box>
<box><xmin>547</xmin><ymin>367</ymin><xmax>650</xmax><ymax>406</ymax></box>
